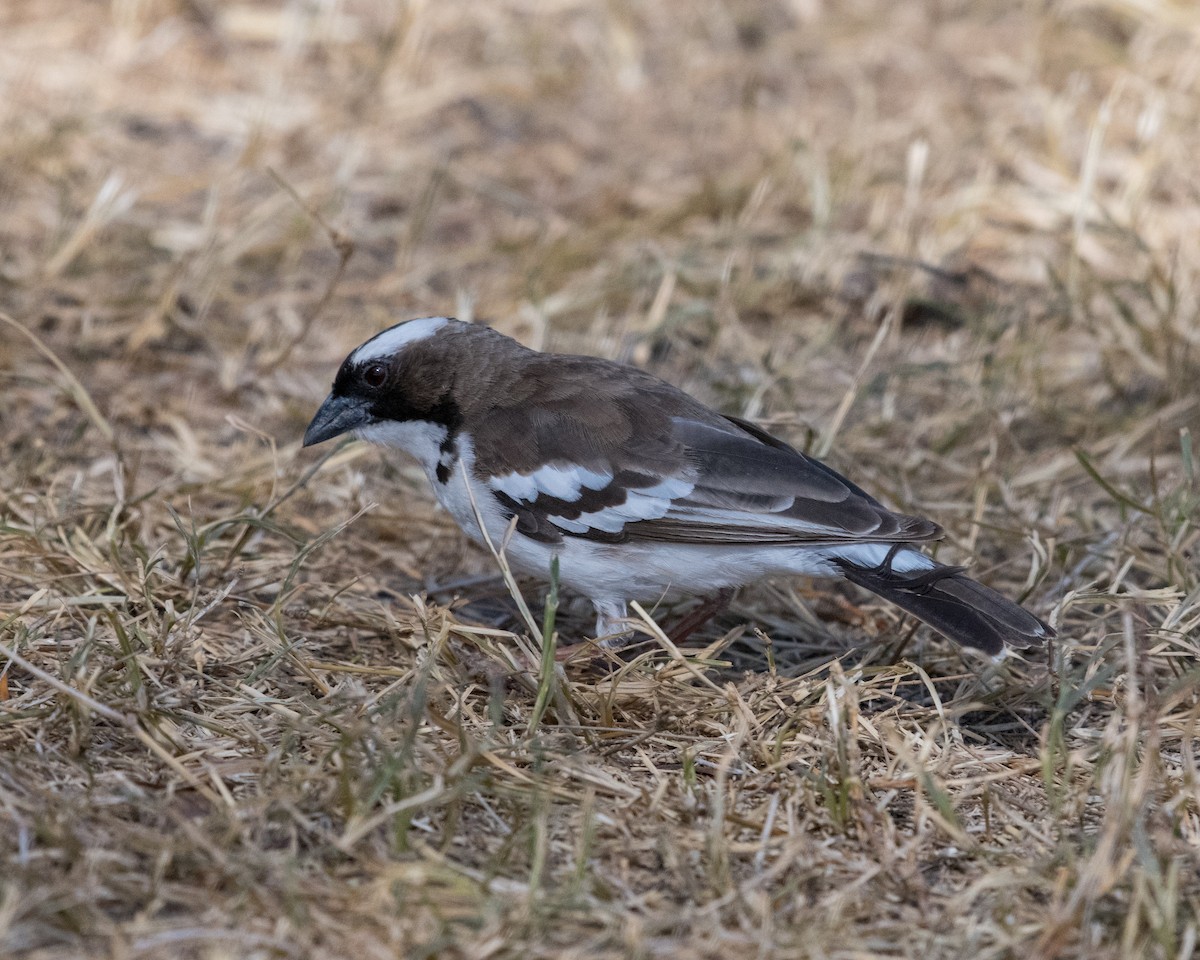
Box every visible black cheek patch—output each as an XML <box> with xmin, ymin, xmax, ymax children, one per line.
<box><xmin>371</xmin><ymin>389</ymin><xmax>464</xmax><ymax>445</ymax></box>
<box><xmin>371</xmin><ymin>389</ymin><xmax>460</xmax><ymax>427</ymax></box>
<box><xmin>331</xmin><ymin>359</ymin><xmax>357</xmax><ymax>397</ymax></box>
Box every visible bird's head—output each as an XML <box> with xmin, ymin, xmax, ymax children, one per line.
<box><xmin>303</xmin><ymin>316</ymin><xmax>470</xmax><ymax>453</ymax></box>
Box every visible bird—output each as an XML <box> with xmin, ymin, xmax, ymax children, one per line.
<box><xmin>303</xmin><ymin>316</ymin><xmax>1054</xmax><ymax>656</ymax></box>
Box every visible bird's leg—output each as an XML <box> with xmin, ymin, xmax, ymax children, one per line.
<box><xmin>555</xmin><ymin>599</ymin><xmax>634</xmax><ymax>662</ymax></box>
<box><xmin>667</xmin><ymin>588</ymin><xmax>735</xmax><ymax>645</ymax></box>
<box><xmin>592</xmin><ymin>599</ymin><xmax>635</xmax><ymax>646</ymax></box>
<box><xmin>556</xmin><ymin>591</ymin><xmax>734</xmax><ymax>664</ymax></box>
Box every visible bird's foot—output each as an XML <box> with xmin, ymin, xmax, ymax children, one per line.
<box><xmin>562</xmin><ymin>589</ymin><xmax>735</xmax><ymax>666</ymax></box>
<box><xmin>554</xmin><ymin>630</ymin><xmax>638</xmax><ymax>664</ymax></box>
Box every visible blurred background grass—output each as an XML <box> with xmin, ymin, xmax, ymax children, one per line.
<box><xmin>1</xmin><ymin>1</ymin><xmax>1198</xmax><ymax>958</ymax></box>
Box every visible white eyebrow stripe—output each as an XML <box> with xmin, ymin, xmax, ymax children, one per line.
<box><xmin>351</xmin><ymin>316</ymin><xmax>451</xmax><ymax>362</ymax></box>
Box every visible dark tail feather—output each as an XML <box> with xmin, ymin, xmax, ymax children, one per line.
<box><xmin>834</xmin><ymin>555</ymin><xmax>1053</xmax><ymax>656</ymax></box>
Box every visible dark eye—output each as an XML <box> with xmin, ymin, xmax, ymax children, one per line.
<box><xmin>362</xmin><ymin>363</ymin><xmax>387</xmax><ymax>388</ymax></box>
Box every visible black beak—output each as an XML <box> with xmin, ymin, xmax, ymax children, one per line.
<box><xmin>303</xmin><ymin>394</ymin><xmax>370</xmax><ymax>447</ymax></box>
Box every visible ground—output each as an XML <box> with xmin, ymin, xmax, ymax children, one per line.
<box><xmin>1</xmin><ymin>1</ymin><xmax>1198</xmax><ymax>957</ymax></box>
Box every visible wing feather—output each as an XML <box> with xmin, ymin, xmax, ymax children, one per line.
<box><xmin>470</xmin><ymin>360</ymin><xmax>940</xmax><ymax>548</ymax></box>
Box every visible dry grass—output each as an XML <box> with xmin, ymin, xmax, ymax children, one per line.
<box><xmin>2</xmin><ymin>1</ymin><xmax>1199</xmax><ymax>957</ymax></box>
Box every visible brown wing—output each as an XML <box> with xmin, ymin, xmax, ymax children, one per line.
<box><xmin>471</xmin><ymin>357</ymin><xmax>940</xmax><ymax>548</ymax></box>
<box><xmin>615</xmin><ymin>416</ymin><xmax>941</xmax><ymax>546</ymax></box>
